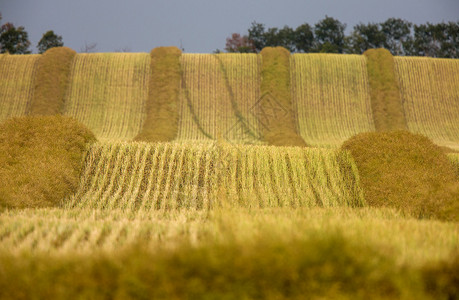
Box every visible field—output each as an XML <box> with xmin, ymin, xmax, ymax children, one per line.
<box><xmin>291</xmin><ymin>54</ymin><xmax>375</xmax><ymax>147</ymax></box>
<box><xmin>178</xmin><ymin>53</ymin><xmax>262</xmax><ymax>143</ymax></box>
<box><xmin>394</xmin><ymin>56</ymin><xmax>459</xmax><ymax>150</ymax></box>
<box><xmin>65</xmin><ymin>142</ymin><xmax>364</xmax><ymax>210</ymax></box>
<box><xmin>0</xmin><ymin>49</ymin><xmax>458</xmax><ymax>298</ymax></box>
<box><xmin>0</xmin><ymin>54</ymin><xmax>40</xmax><ymax>122</ymax></box>
<box><xmin>64</xmin><ymin>53</ymin><xmax>150</xmax><ymax>141</ymax></box>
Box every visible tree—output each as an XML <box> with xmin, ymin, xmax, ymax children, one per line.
<box><xmin>412</xmin><ymin>23</ymin><xmax>444</xmax><ymax>57</ymax></box>
<box><xmin>442</xmin><ymin>21</ymin><xmax>459</xmax><ymax>58</ymax></box>
<box><xmin>248</xmin><ymin>22</ymin><xmax>266</xmax><ymax>52</ymax></box>
<box><xmin>0</xmin><ymin>22</ymin><xmax>31</xmax><ymax>54</ymax></box>
<box><xmin>381</xmin><ymin>18</ymin><xmax>413</xmax><ymax>56</ymax></box>
<box><xmin>37</xmin><ymin>30</ymin><xmax>63</xmax><ymax>54</ymax></box>
<box><xmin>313</xmin><ymin>16</ymin><xmax>347</xmax><ymax>53</ymax></box>
<box><xmin>347</xmin><ymin>23</ymin><xmax>386</xmax><ymax>54</ymax></box>
<box><xmin>293</xmin><ymin>23</ymin><xmax>314</xmax><ymax>52</ymax></box>
<box><xmin>225</xmin><ymin>33</ymin><xmax>255</xmax><ymax>53</ymax></box>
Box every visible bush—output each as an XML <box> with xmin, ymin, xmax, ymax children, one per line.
<box><xmin>260</xmin><ymin>47</ymin><xmax>307</xmax><ymax>147</ymax></box>
<box><xmin>135</xmin><ymin>46</ymin><xmax>182</xmax><ymax>142</ymax></box>
<box><xmin>30</xmin><ymin>47</ymin><xmax>76</xmax><ymax>115</ymax></box>
<box><xmin>364</xmin><ymin>48</ymin><xmax>407</xmax><ymax>131</ymax></box>
<box><xmin>342</xmin><ymin>131</ymin><xmax>459</xmax><ymax>221</ymax></box>
<box><xmin>0</xmin><ymin>115</ymin><xmax>96</xmax><ymax>208</ymax></box>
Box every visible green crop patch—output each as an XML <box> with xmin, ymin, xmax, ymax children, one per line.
<box><xmin>30</xmin><ymin>47</ymin><xmax>76</xmax><ymax>115</ymax></box>
<box><xmin>260</xmin><ymin>47</ymin><xmax>307</xmax><ymax>147</ymax></box>
<box><xmin>364</xmin><ymin>49</ymin><xmax>407</xmax><ymax>131</ymax></box>
<box><xmin>0</xmin><ymin>116</ymin><xmax>96</xmax><ymax>208</ymax></box>
<box><xmin>135</xmin><ymin>46</ymin><xmax>182</xmax><ymax>142</ymax></box>
<box><xmin>342</xmin><ymin>131</ymin><xmax>459</xmax><ymax>221</ymax></box>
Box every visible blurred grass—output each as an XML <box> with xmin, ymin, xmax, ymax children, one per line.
<box><xmin>1</xmin><ymin>207</ymin><xmax>458</xmax><ymax>299</ymax></box>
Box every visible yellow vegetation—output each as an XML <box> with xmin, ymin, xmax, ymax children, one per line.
<box><xmin>364</xmin><ymin>49</ymin><xmax>407</xmax><ymax>131</ymax></box>
<box><xmin>260</xmin><ymin>47</ymin><xmax>307</xmax><ymax>146</ymax></box>
<box><xmin>394</xmin><ymin>56</ymin><xmax>459</xmax><ymax>150</ymax></box>
<box><xmin>135</xmin><ymin>47</ymin><xmax>182</xmax><ymax>142</ymax></box>
<box><xmin>342</xmin><ymin>131</ymin><xmax>459</xmax><ymax>221</ymax></box>
<box><xmin>0</xmin><ymin>116</ymin><xmax>96</xmax><ymax>208</ymax></box>
<box><xmin>30</xmin><ymin>47</ymin><xmax>76</xmax><ymax>115</ymax></box>
<box><xmin>291</xmin><ymin>53</ymin><xmax>375</xmax><ymax>147</ymax></box>
<box><xmin>0</xmin><ymin>54</ymin><xmax>40</xmax><ymax>122</ymax></box>
<box><xmin>66</xmin><ymin>141</ymin><xmax>364</xmax><ymax>210</ymax></box>
<box><xmin>178</xmin><ymin>53</ymin><xmax>262</xmax><ymax>143</ymax></box>
<box><xmin>64</xmin><ymin>53</ymin><xmax>150</xmax><ymax>141</ymax></box>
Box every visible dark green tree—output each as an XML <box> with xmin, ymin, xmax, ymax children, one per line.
<box><xmin>0</xmin><ymin>22</ymin><xmax>31</xmax><ymax>54</ymax></box>
<box><xmin>442</xmin><ymin>21</ymin><xmax>459</xmax><ymax>58</ymax></box>
<box><xmin>293</xmin><ymin>23</ymin><xmax>314</xmax><ymax>52</ymax></box>
<box><xmin>313</xmin><ymin>16</ymin><xmax>347</xmax><ymax>53</ymax></box>
<box><xmin>413</xmin><ymin>23</ymin><xmax>443</xmax><ymax>57</ymax></box>
<box><xmin>347</xmin><ymin>23</ymin><xmax>386</xmax><ymax>54</ymax></box>
<box><xmin>381</xmin><ymin>18</ymin><xmax>413</xmax><ymax>56</ymax></box>
<box><xmin>37</xmin><ymin>30</ymin><xmax>63</xmax><ymax>54</ymax></box>
<box><xmin>248</xmin><ymin>22</ymin><xmax>266</xmax><ymax>52</ymax></box>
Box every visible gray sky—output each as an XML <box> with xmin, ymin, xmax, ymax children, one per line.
<box><xmin>1</xmin><ymin>0</ymin><xmax>458</xmax><ymax>53</ymax></box>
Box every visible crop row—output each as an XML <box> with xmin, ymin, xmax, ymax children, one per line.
<box><xmin>64</xmin><ymin>53</ymin><xmax>150</xmax><ymax>141</ymax></box>
<box><xmin>178</xmin><ymin>54</ymin><xmax>262</xmax><ymax>143</ymax></box>
<box><xmin>291</xmin><ymin>54</ymin><xmax>375</xmax><ymax>147</ymax></box>
<box><xmin>395</xmin><ymin>57</ymin><xmax>459</xmax><ymax>150</ymax></box>
<box><xmin>65</xmin><ymin>141</ymin><xmax>364</xmax><ymax>210</ymax></box>
<box><xmin>0</xmin><ymin>54</ymin><xmax>40</xmax><ymax>122</ymax></box>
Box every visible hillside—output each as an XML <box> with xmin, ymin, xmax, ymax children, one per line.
<box><xmin>1</xmin><ymin>50</ymin><xmax>458</xmax><ymax>149</ymax></box>
<box><xmin>1</xmin><ymin>48</ymin><xmax>458</xmax><ymax>299</ymax></box>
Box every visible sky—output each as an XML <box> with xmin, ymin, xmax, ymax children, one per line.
<box><xmin>1</xmin><ymin>0</ymin><xmax>458</xmax><ymax>53</ymax></box>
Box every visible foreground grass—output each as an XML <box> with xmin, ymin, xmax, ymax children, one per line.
<box><xmin>0</xmin><ymin>207</ymin><xmax>457</xmax><ymax>299</ymax></box>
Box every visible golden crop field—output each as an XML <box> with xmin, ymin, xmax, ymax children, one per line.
<box><xmin>394</xmin><ymin>56</ymin><xmax>459</xmax><ymax>150</ymax></box>
<box><xmin>0</xmin><ymin>54</ymin><xmax>40</xmax><ymax>122</ymax></box>
<box><xmin>177</xmin><ymin>54</ymin><xmax>262</xmax><ymax>143</ymax></box>
<box><xmin>64</xmin><ymin>53</ymin><xmax>150</xmax><ymax>141</ymax></box>
<box><xmin>1</xmin><ymin>207</ymin><xmax>457</xmax><ymax>267</ymax></box>
<box><xmin>1</xmin><ymin>51</ymin><xmax>459</xmax><ymax>298</ymax></box>
<box><xmin>65</xmin><ymin>141</ymin><xmax>364</xmax><ymax>210</ymax></box>
<box><xmin>291</xmin><ymin>54</ymin><xmax>375</xmax><ymax>147</ymax></box>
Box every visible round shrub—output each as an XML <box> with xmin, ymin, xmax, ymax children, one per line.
<box><xmin>0</xmin><ymin>115</ymin><xmax>96</xmax><ymax>208</ymax></box>
<box><xmin>342</xmin><ymin>131</ymin><xmax>459</xmax><ymax>221</ymax></box>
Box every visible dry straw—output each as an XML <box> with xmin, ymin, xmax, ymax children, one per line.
<box><xmin>394</xmin><ymin>56</ymin><xmax>459</xmax><ymax>151</ymax></box>
<box><xmin>0</xmin><ymin>54</ymin><xmax>40</xmax><ymax>122</ymax></box>
<box><xmin>364</xmin><ymin>48</ymin><xmax>407</xmax><ymax>131</ymax></box>
<box><xmin>260</xmin><ymin>47</ymin><xmax>306</xmax><ymax>147</ymax></box>
<box><xmin>30</xmin><ymin>47</ymin><xmax>76</xmax><ymax>115</ymax></box>
<box><xmin>342</xmin><ymin>131</ymin><xmax>459</xmax><ymax>221</ymax></box>
<box><xmin>0</xmin><ymin>116</ymin><xmax>96</xmax><ymax>209</ymax></box>
<box><xmin>135</xmin><ymin>46</ymin><xmax>182</xmax><ymax>142</ymax></box>
<box><xmin>291</xmin><ymin>53</ymin><xmax>375</xmax><ymax>147</ymax></box>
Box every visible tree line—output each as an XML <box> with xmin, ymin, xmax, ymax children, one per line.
<box><xmin>0</xmin><ymin>13</ymin><xmax>63</xmax><ymax>54</ymax></box>
<box><xmin>225</xmin><ymin>16</ymin><xmax>459</xmax><ymax>58</ymax></box>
